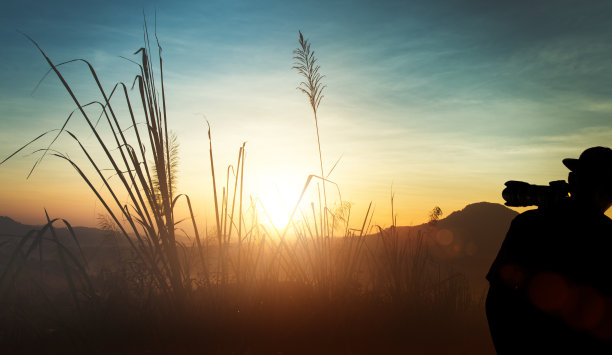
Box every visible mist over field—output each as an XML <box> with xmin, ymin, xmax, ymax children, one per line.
<box><xmin>0</xmin><ymin>202</ymin><xmax>513</xmax><ymax>353</ymax></box>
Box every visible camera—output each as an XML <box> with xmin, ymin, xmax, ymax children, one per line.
<box><xmin>502</xmin><ymin>180</ymin><xmax>570</xmax><ymax>207</ymax></box>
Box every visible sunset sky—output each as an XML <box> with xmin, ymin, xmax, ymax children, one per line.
<box><xmin>2</xmin><ymin>0</ymin><xmax>612</xmax><ymax>229</ymax></box>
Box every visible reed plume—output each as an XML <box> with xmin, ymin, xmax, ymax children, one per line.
<box><xmin>293</xmin><ymin>31</ymin><xmax>329</xmax><ymax>238</ymax></box>
<box><xmin>293</xmin><ymin>31</ymin><xmax>326</xmax><ymax>115</ymax></box>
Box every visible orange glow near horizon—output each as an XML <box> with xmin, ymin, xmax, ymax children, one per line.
<box><xmin>3</xmin><ymin>5</ymin><xmax>612</xmax><ymax>231</ymax></box>
<box><xmin>256</xmin><ymin>183</ymin><xmax>294</xmax><ymax>231</ymax></box>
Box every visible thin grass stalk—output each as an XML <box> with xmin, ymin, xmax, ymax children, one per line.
<box><xmin>236</xmin><ymin>143</ymin><xmax>245</xmax><ymax>284</ymax></box>
<box><xmin>50</xmin><ymin>152</ymin><xmax>171</xmax><ymax>297</ymax></box>
<box><xmin>223</xmin><ymin>166</ymin><xmax>233</xmax><ymax>245</ymax></box>
<box><xmin>20</xmin><ymin>36</ymin><xmax>178</xmax><ymax>291</ymax></box>
<box><xmin>120</xmin><ymin>81</ymin><xmax>157</xmax><ymax>224</ymax></box>
<box><xmin>155</xmin><ymin>28</ymin><xmax>173</xmax><ymax>212</ymax></box>
<box><xmin>206</xmin><ymin>122</ymin><xmax>222</xmax><ymax>273</ymax></box>
<box><xmin>86</xmin><ymin>94</ymin><xmax>151</xmax><ymax>231</ymax></box>
<box><xmin>44</xmin><ymin>211</ymin><xmax>81</xmax><ymax>313</ymax></box>
<box><xmin>134</xmin><ymin>50</ymin><xmax>169</xmax><ymax>202</ymax></box>
<box><xmin>134</xmin><ymin>75</ymin><xmax>167</xmax><ymax>230</ymax></box>
<box><xmin>221</xmin><ymin>185</ymin><xmax>228</xmax><ymax>283</ymax></box>
<box><xmin>347</xmin><ymin>202</ymin><xmax>372</xmax><ymax>282</ymax></box>
<box><xmin>28</xmin><ymin>111</ymin><xmax>77</xmax><ymax>177</ymax></box>
<box><xmin>134</xmin><ymin>43</ymin><xmax>183</xmax><ymax>297</ymax></box>
<box><xmin>0</xmin><ymin>131</ymin><xmax>57</xmax><ymax>166</ymax></box>
<box><xmin>26</xmin><ymin>24</ymin><xmax>184</xmax><ymax>298</ymax></box>
<box><xmin>0</xmin><ymin>227</ymin><xmax>47</xmax><ymax>302</ymax></box>
<box><xmin>80</xmin><ymin>99</ymin><xmax>155</xmax><ymax>235</ymax></box>
<box><xmin>60</xmin><ymin>219</ymin><xmax>88</xmax><ymax>271</ymax></box>
<box><xmin>172</xmin><ymin>194</ymin><xmax>210</xmax><ymax>287</ymax></box>
<box><xmin>143</xmin><ymin>107</ymin><xmax>180</xmax><ymax>292</ymax></box>
<box><xmin>21</xmin><ymin>35</ymin><xmax>153</xmax><ymax>238</ymax></box>
<box><xmin>68</xmin><ymin>70</ymin><xmax>152</xmax><ymax>235</ymax></box>
<box><xmin>226</xmin><ymin>146</ymin><xmax>244</xmax><ymax>283</ymax></box>
<box><xmin>95</xmin><ymin>84</ymin><xmax>157</xmax><ymax>231</ymax></box>
<box><xmin>227</xmin><ymin>145</ymin><xmax>244</xmax><ymax>245</ymax></box>
<box><xmin>293</xmin><ymin>31</ymin><xmax>329</xmax><ymax>241</ymax></box>
<box><xmin>297</xmin><ymin>210</ymin><xmax>318</xmax><ymax>284</ymax></box>
<box><xmin>310</xmin><ymin>202</ymin><xmax>323</xmax><ymax>286</ymax></box>
<box><xmin>63</xmin><ymin>132</ymin><xmax>154</xmax><ymax>263</ymax></box>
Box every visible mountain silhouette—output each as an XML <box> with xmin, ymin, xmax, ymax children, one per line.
<box><xmin>384</xmin><ymin>202</ymin><xmax>520</xmax><ymax>294</ymax></box>
<box><xmin>0</xmin><ymin>216</ymin><xmax>35</xmax><ymax>235</ymax></box>
<box><xmin>435</xmin><ymin>202</ymin><xmax>518</xmax><ymax>259</ymax></box>
<box><xmin>0</xmin><ymin>216</ymin><xmax>123</xmax><ymax>246</ymax></box>
<box><xmin>1</xmin><ymin>203</ymin><xmax>519</xmax><ymax>292</ymax></box>
<box><xmin>0</xmin><ymin>216</ymin><xmax>126</xmax><ymax>272</ymax></box>
<box><xmin>389</xmin><ymin>202</ymin><xmax>517</xmax><ymax>257</ymax></box>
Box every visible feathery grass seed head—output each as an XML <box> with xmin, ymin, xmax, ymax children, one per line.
<box><xmin>293</xmin><ymin>31</ymin><xmax>326</xmax><ymax>115</ymax></box>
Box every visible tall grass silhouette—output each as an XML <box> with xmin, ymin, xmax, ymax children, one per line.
<box><xmin>293</xmin><ymin>31</ymin><xmax>329</xmax><ymax>237</ymax></box>
<box><xmin>0</xmin><ymin>27</ymin><xmax>491</xmax><ymax>354</ymax></box>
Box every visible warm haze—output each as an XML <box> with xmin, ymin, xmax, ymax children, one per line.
<box><xmin>2</xmin><ymin>0</ymin><xmax>612</xmax><ymax>229</ymax></box>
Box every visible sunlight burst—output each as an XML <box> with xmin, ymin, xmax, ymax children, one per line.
<box><xmin>257</xmin><ymin>180</ymin><xmax>298</xmax><ymax>230</ymax></box>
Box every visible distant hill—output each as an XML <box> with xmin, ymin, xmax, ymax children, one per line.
<box><xmin>381</xmin><ymin>202</ymin><xmax>520</xmax><ymax>293</ymax></box>
<box><xmin>435</xmin><ymin>201</ymin><xmax>519</xmax><ymax>259</ymax></box>
<box><xmin>0</xmin><ymin>216</ymin><xmax>36</xmax><ymax>236</ymax></box>
<box><xmin>1</xmin><ymin>203</ymin><xmax>520</xmax><ymax>292</ymax></box>
<box><xmin>0</xmin><ymin>216</ymin><xmax>127</xmax><ymax>272</ymax></box>
<box><xmin>0</xmin><ymin>216</ymin><xmax>121</xmax><ymax>247</ymax></box>
<box><xmin>388</xmin><ymin>202</ymin><xmax>518</xmax><ymax>257</ymax></box>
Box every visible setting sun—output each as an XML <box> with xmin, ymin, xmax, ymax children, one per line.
<box><xmin>257</xmin><ymin>181</ymin><xmax>295</xmax><ymax>230</ymax></box>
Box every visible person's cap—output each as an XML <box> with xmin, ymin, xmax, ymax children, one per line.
<box><xmin>562</xmin><ymin>146</ymin><xmax>612</xmax><ymax>175</ymax></box>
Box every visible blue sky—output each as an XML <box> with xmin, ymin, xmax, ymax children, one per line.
<box><xmin>2</xmin><ymin>0</ymin><xmax>612</xmax><ymax>227</ymax></box>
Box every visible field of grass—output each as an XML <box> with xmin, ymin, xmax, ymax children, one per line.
<box><xmin>0</xmin><ymin>27</ymin><xmax>495</xmax><ymax>354</ymax></box>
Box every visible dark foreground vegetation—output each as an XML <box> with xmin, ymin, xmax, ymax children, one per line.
<box><xmin>0</xmin><ymin>221</ymin><xmax>494</xmax><ymax>354</ymax></box>
<box><xmin>1</xmin><ymin>27</ymin><xmax>496</xmax><ymax>354</ymax></box>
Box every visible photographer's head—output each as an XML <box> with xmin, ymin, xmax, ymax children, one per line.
<box><xmin>563</xmin><ymin>146</ymin><xmax>612</xmax><ymax>212</ymax></box>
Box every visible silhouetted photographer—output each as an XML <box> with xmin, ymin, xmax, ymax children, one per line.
<box><xmin>487</xmin><ymin>147</ymin><xmax>612</xmax><ymax>354</ymax></box>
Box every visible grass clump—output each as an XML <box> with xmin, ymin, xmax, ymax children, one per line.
<box><xmin>0</xmin><ymin>27</ymin><xmax>493</xmax><ymax>354</ymax></box>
